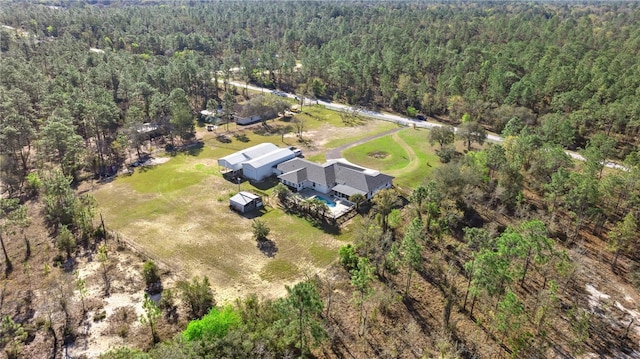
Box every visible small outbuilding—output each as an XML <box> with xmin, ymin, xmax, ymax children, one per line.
<box><xmin>229</xmin><ymin>191</ymin><xmax>263</xmax><ymax>213</ymax></box>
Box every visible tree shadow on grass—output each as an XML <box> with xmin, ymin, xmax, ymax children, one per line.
<box><xmin>315</xmin><ymin>219</ymin><xmax>341</xmax><ymax>235</ymax></box>
<box><xmin>165</xmin><ymin>140</ymin><xmax>204</xmax><ymax>157</ymax></box>
<box><xmin>257</xmin><ymin>239</ymin><xmax>278</xmax><ymax>258</ymax></box>
<box><xmin>137</xmin><ymin>164</ymin><xmax>159</xmax><ymax>173</ymax></box>
<box><xmin>216</xmin><ymin>134</ymin><xmax>232</xmax><ymax>143</ymax></box>
<box><xmin>233</xmin><ymin>133</ymin><xmax>250</xmax><ymax>143</ymax></box>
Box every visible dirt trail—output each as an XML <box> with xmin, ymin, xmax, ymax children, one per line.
<box><xmin>325</xmin><ymin>127</ymin><xmax>403</xmax><ymax>160</ymax></box>
<box><xmin>386</xmin><ymin>131</ymin><xmax>419</xmax><ymax>177</ymax></box>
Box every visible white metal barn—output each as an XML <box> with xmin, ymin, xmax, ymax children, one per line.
<box><xmin>217</xmin><ymin>143</ymin><xmax>279</xmax><ymax>173</ymax></box>
<box><xmin>242</xmin><ymin>148</ymin><xmax>296</xmax><ymax>181</ymax></box>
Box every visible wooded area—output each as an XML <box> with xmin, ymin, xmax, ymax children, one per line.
<box><xmin>1</xmin><ymin>1</ymin><xmax>640</xmax><ymax>358</ymax></box>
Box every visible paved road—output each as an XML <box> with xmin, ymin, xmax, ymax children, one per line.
<box><xmin>223</xmin><ymin>79</ymin><xmax>628</xmax><ymax>171</ymax></box>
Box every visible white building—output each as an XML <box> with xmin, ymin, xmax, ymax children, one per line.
<box><xmin>242</xmin><ymin>148</ymin><xmax>296</xmax><ymax>181</ymax></box>
<box><xmin>217</xmin><ymin>143</ymin><xmax>279</xmax><ymax>173</ymax></box>
<box><xmin>229</xmin><ymin>191</ymin><xmax>263</xmax><ymax>213</ymax></box>
<box><xmin>218</xmin><ymin>143</ymin><xmax>296</xmax><ymax>181</ymax></box>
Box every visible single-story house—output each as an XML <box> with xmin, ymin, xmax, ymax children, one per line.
<box><xmin>229</xmin><ymin>191</ymin><xmax>263</xmax><ymax>213</ymax></box>
<box><xmin>276</xmin><ymin>158</ymin><xmax>394</xmax><ymax>200</ymax></box>
<box><xmin>237</xmin><ymin>115</ymin><xmax>263</xmax><ymax>125</ymax></box>
<box><xmin>217</xmin><ymin>143</ymin><xmax>296</xmax><ymax>181</ymax></box>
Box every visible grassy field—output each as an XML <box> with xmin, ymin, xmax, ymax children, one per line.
<box><xmin>322</xmin><ymin>121</ymin><xmax>398</xmax><ymax>149</ymax></box>
<box><xmin>393</xmin><ymin>128</ymin><xmax>441</xmax><ymax>189</ymax></box>
<box><xmin>342</xmin><ymin>135</ymin><xmax>411</xmax><ymax>171</ymax></box>
<box><xmin>92</xmin><ymin>106</ymin><xmax>412</xmax><ymax>302</ymax></box>
<box><xmin>92</xmin><ymin>104</ymin><xmax>449</xmax><ymax>302</ymax></box>
<box><xmin>342</xmin><ymin>127</ymin><xmax>440</xmax><ymax>190</ymax></box>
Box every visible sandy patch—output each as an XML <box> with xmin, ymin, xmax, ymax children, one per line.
<box><xmin>144</xmin><ymin>157</ymin><xmax>171</xmax><ymax>166</ymax></box>
<box><xmin>66</xmin><ymin>249</ymin><xmax>152</xmax><ymax>358</ymax></box>
<box><xmin>585</xmin><ymin>283</ymin><xmax>640</xmax><ymax>357</ymax></box>
<box><xmin>585</xmin><ymin>283</ymin><xmax>611</xmax><ymax>311</ymax></box>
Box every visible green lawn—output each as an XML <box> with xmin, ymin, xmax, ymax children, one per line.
<box><xmin>342</xmin><ymin>127</ymin><xmax>441</xmax><ymax>190</ymax></box>
<box><xmin>342</xmin><ymin>135</ymin><xmax>410</xmax><ymax>171</ymax></box>
<box><xmin>92</xmin><ymin>112</ymin><xmax>440</xmax><ymax>302</ymax></box>
<box><xmin>394</xmin><ymin>128</ymin><xmax>441</xmax><ymax>189</ymax></box>
<box><xmin>323</xmin><ymin>121</ymin><xmax>398</xmax><ymax>149</ymax></box>
<box><xmin>92</xmin><ymin>116</ymin><xmax>369</xmax><ymax>302</ymax></box>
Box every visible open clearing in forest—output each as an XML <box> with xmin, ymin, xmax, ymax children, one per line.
<box><xmin>343</xmin><ymin>127</ymin><xmax>440</xmax><ymax>190</ymax></box>
<box><xmin>92</xmin><ymin>106</ymin><xmax>421</xmax><ymax>303</ymax></box>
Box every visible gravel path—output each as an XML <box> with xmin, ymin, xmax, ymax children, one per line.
<box><xmin>325</xmin><ymin>127</ymin><xmax>404</xmax><ymax>160</ymax></box>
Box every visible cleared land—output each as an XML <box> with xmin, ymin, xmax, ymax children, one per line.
<box><xmin>92</xmin><ymin>107</ymin><xmax>418</xmax><ymax>303</ymax></box>
<box><xmin>343</xmin><ymin>127</ymin><xmax>440</xmax><ymax>190</ymax></box>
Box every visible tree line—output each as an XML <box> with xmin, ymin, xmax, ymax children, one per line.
<box><xmin>1</xmin><ymin>2</ymin><xmax>640</xmax><ymax>192</ymax></box>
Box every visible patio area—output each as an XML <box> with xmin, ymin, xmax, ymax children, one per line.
<box><xmin>298</xmin><ymin>189</ymin><xmax>354</xmax><ymax>219</ymax></box>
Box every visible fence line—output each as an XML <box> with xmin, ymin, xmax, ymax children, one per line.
<box><xmin>109</xmin><ymin>230</ymin><xmax>181</xmax><ymax>275</ymax></box>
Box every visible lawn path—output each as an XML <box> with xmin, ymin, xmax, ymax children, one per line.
<box><xmin>325</xmin><ymin>127</ymin><xmax>403</xmax><ymax>161</ymax></box>
<box><xmin>326</xmin><ymin>127</ymin><xmax>420</xmax><ymax>177</ymax></box>
<box><xmin>386</xmin><ymin>131</ymin><xmax>420</xmax><ymax>178</ymax></box>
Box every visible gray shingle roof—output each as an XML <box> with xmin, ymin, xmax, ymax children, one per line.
<box><xmin>277</xmin><ymin>158</ymin><xmax>393</xmax><ymax>194</ymax></box>
<box><xmin>279</xmin><ymin>167</ymin><xmax>307</xmax><ymax>183</ymax></box>
<box><xmin>332</xmin><ymin>184</ymin><xmax>366</xmax><ymax>196</ymax></box>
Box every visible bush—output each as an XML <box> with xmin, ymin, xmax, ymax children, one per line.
<box><xmin>99</xmin><ymin>347</ymin><xmax>151</xmax><ymax>359</ymax></box>
<box><xmin>56</xmin><ymin>226</ymin><xmax>76</xmax><ymax>259</ymax></box>
<box><xmin>93</xmin><ymin>309</ymin><xmax>107</xmax><ymax>322</ymax></box>
<box><xmin>628</xmin><ymin>264</ymin><xmax>640</xmax><ymax>291</ymax></box>
<box><xmin>178</xmin><ymin>276</ymin><xmax>215</xmax><ymax>320</ymax></box>
<box><xmin>25</xmin><ymin>172</ymin><xmax>42</xmax><ymax>196</ymax></box>
<box><xmin>142</xmin><ymin>261</ymin><xmax>161</xmax><ymax>287</ymax></box>
<box><xmin>406</xmin><ymin>106</ymin><xmax>418</xmax><ymax>117</ymax></box>
<box><xmin>339</xmin><ymin>245</ymin><xmax>359</xmax><ymax>271</ymax></box>
<box><xmin>182</xmin><ymin>305</ymin><xmax>240</xmax><ymax>341</ymax></box>
<box><xmin>251</xmin><ymin>219</ymin><xmax>270</xmax><ymax>241</ymax></box>
<box><xmin>437</xmin><ymin>145</ymin><xmax>456</xmax><ymax>163</ymax></box>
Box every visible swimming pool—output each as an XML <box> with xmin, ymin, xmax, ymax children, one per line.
<box><xmin>313</xmin><ymin>195</ymin><xmax>337</xmax><ymax>208</ymax></box>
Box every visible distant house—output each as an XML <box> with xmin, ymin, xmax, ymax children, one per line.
<box><xmin>136</xmin><ymin>122</ymin><xmax>159</xmax><ymax>134</ymax></box>
<box><xmin>217</xmin><ymin>143</ymin><xmax>296</xmax><ymax>181</ymax></box>
<box><xmin>276</xmin><ymin>158</ymin><xmax>394</xmax><ymax>200</ymax></box>
<box><xmin>229</xmin><ymin>191</ymin><xmax>263</xmax><ymax>213</ymax></box>
<box><xmin>236</xmin><ymin>115</ymin><xmax>263</xmax><ymax>125</ymax></box>
<box><xmin>199</xmin><ymin>109</ymin><xmax>222</xmax><ymax>123</ymax></box>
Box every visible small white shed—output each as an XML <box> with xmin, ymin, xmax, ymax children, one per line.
<box><xmin>229</xmin><ymin>191</ymin><xmax>263</xmax><ymax>213</ymax></box>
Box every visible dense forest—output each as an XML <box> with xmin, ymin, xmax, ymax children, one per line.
<box><xmin>1</xmin><ymin>1</ymin><xmax>640</xmax><ymax>358</ymax></box>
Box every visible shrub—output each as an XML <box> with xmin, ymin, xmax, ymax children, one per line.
<box><xmin>25</xmin><ymin>172</ymin><xmax>42</xmax><ymax>196</ymax></box>
<box><xmin>406</xmin><ymin>106</ymin><xmax>418</xmax><ymax>117</ymax></box>
<box><xmin>437</xmin><ymin>145</ymin><xmax>456</xmax><ymax>163</ymax></box>
<box><xmin>339</xmin><ymin>244</ymin><xmax>358</xmax><ymax>271</ymax></box>
<box><xmin>182</xmin><ymin>305</ymin><xmax>240</xmax><ymax>341</ymax></box>
<box><xmin>142</xmin><ymin>261</ymin><xmax>161</xmax><ymax>287</ymax></box>
<box><xmin>178</xmin><ymin>276</ymin><xmax>215</xmax><ymax>320</ymax></box>
<box><xmin>251</xmin><ymin>219</ymin><xmax>270</xmax><ymax>241</ymax></box>
<box><xmin>56</xmin><ymin>225</ymin><xmax>76</xmax><ymax>259</ymax></box>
